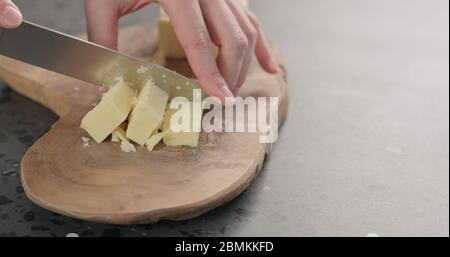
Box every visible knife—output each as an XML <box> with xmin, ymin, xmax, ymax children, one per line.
<box><xmin>0</xmin><ymin>20</ymin><xmax>201</xmax><ymax>97</ymax></box>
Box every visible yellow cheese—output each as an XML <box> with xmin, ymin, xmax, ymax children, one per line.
<box><xmin>162</xmin><ymin>103</ymin><xmax>202</xmax><ymax>147</ymax></box>
<box><xmin>126</xmin><ymin>80</ymin><xmax>169</xmax><ymax>146</ymax></box>
<box><xmin>147</xmin><ymin>47</ymin><xmax>166</xmax><ymax>67</ymax></box>
<box><xmin>112</xmin><ymin>127</ymin><xmax>136</xmax><ymax>153</ymax></box>
<box><xmin>158</xmin><ymin>10</ymin><xmax>186</xmax><ymax>59</ymax></box>
<box><xmin>111</xmin><ymin>132</ymin><xmax>120</xmax><ymax>142</ymax></box>
<box><xmin>81</xmin><ymin>80</ymin><xmax>135</xmax><ymax>143</ymax></box>
<box><xmin>146</xmin><ymin>131</ymin><xmax>167</xmax><ymax>152</ymax></box>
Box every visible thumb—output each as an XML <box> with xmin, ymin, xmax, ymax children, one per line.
<box><xmin>0</xmin><ymin>0</ymin><xmax>22</xmax><ymax>29</ymax></box>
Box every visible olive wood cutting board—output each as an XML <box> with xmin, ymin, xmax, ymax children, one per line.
<box><xmin>0</xmin><ymin>24</ymin><xmax>288</xmax><ymax>224</ymax></box>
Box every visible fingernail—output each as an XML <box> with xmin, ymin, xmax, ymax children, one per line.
<box><xmin>269</xmin><ymin>59</ymin><xmax>279</xmax><ymax>73</ymax></box>
<box><xmin>219</xmin><ymin>85</ymin><xmax>234</xmax><ymax>98</ymax></box>
<box><xmin>1</xmin><ymin>6</ymin><xmax>22</xmax><ymax>27</ymax></box>
<box><xmin>219</xmin><ymin>85</ymin><xmax>235</xmax><ymax>106</ymax></box>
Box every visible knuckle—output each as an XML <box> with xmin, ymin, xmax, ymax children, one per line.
<box><xmin>202</xmin><ymin>71</ymin><xmax>227</xmax><ymax>91</ymax></box>
<box><xmin>185</xmin><ymin>37</ymin><xmax>211</xmax><ymax>53</ymax></box>
<box><xmin>249</xmin><ymin>13</ymin><xmax>260</xmax><ymax>24</ymax></box>
<box><xmin>248</xmin><ymin>13</ymin><xmax>261</xmax><ymax>28</ymax></box>
<box><xmin>197</xmin><ymin>70</ymin><xmax>223</xmax><ymax>84</ymax></box>
<box><xmin>187</xmin><ymin>37</ymin><xmax>211</xmax><ymax>53</ymax></box>
<box><xmin>208</xmin><ymin>70</ymin><xmax>223</xmax><ymax>81</ymax></box>
<box><xmin>184</xmin><ymin>28</ymin><xmax>212</xmax><ymax>53</ymax></box>
<box><xmin>246</xmin><ymin>26</ymin><xmax>258</xmax><ymax>45</ymax></box>
<box><xmin>232</xmin><ymin>31</ymin><xmax>249</xmax><ymax>54</ymax></box>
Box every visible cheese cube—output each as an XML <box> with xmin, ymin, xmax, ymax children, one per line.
<box><xmin>162</xmin><ymin>104</ymin><xmax>202</xmax><ymax>147</ymax></box>
<box><xmin>81</xmin><ymin>81</ymin><xmax>135</xmax><ymax>143</ymax></box>
<box><xmin>126</xmin><ymin>80</ymin><xmax>169</xmax><ymax>146</ymax></box>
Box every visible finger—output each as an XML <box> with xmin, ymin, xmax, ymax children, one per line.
<box><xmin>162</xmin><ymin>0</ymin><xmax>233</xmax><ymax>103</ymax></box>
<box><xmin>119</xmin><ymin>0</ymin><xmax>153</xmax><ymax>15</ymax></box>
<box><xmin>225</xmin><ymin>0</ymin><xmax>257</xmax><ymax>94</ymax></box>
<box><xmin>0</xmin><ymin>0</ymin><xmax>22</xmax><ymax>29</ymax></box>
<box><xmin>84</xmin><ymin>0</ymin><xmax>119</xmax><ymax>50</ymax></box>
<box><xmin>200</xmin><ymin>0</ymin><xmax>248</xmax><ymax>94</ymax></box>
<box><xmin>246</xmin><ymin>11</ymin><xmax>278</xmax><ymax>74</ymax></box>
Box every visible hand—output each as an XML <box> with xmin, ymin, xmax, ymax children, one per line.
<box><xmin>84</xmin><ymin>0</ymin><xmax>278</xmax><ymax>102</ymax></box>
<box><xmin>0</xmin><ymin>0</ymin><xmax>22</xmax><ymax>28</ymax></box>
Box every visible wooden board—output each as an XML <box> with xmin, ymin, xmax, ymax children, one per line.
<box><xmin>0</xmin><ymin>24</ymin><xmax>288</xmax><ymax>224</ymax></box>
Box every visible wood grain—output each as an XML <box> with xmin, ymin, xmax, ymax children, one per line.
<box><xmin>0</xmin><ymin>24</ymin><xmax>288</xmax><ymax>224</ymax></box>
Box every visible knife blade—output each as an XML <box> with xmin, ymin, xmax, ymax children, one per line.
<box><xmin>0</xmin><ymin>20</ymin><xmax>201</xmax><ymax>97</ymax></box>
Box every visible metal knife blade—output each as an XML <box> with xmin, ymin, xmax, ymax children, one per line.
<box><xmin>0</xmin><ymin>20</ymin><xmax>201</xmax><ymax>97</ymax></box>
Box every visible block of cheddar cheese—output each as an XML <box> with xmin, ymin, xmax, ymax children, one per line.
<box><xmin>162</xmin><ymin>103</ymin><xmax>202</xmax><ymax>147</ymax></box>
<box><xmin>81</xmin><ymin>80</ymin><xmax>135</xmax><ymax>143</ymax></box>
<box><xmin>126</xmin><ymin>80</ymin><xmax>169</xmax><ymax>146</ymax></box>
<box><xmin>158</xmin><ymin>9</ymin><xmax>186</xmax><ymax>59</ymax></box>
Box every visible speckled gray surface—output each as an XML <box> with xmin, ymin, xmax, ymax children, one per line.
<box><xmin>0</xmin><ymin>0</ymin><xmax>448</xmax><ymax>237</ymax></box>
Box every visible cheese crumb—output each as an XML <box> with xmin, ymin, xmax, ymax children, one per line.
<box><xmin>120</xmin><ymin>141</ymin><xmax>136</xmax><ymax>153</ymax></box>
<box><xmin>111</xmin><ymin>127</ymin><xmax>136</xmax><ymax>153</ymax></box>
<box><xmin>82</xmin><ymin>136</ymin><xmax>91</xmax><ymax>148</ymax></box>
<box><xmin>137</xmin><ymin>65</ymin><xmax>149</xmax><ymax>74</ymax></box>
